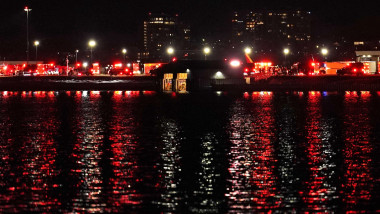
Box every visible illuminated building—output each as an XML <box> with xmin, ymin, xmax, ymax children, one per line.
<box><xmin>140</xmin><ymin>13</ymin><xmax>191</xmax><ymax>61</ymax></box>
<box><xmin>231</xmin><ymin>11</ymin><xmax>312</xmax><ymax>58</ymax></box>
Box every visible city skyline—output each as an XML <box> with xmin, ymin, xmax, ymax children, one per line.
<box><xmin>1</xmin><ymin>0</ymin><xmax>380</xmax><ymax>61</ymax></box>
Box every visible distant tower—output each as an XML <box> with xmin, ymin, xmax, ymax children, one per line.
<box><xmin>141</xmin><ymin>13</ymin><xmax>190</xmax><ymax>61</ymax></box>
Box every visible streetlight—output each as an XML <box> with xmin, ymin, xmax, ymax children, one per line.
<box><xmin>24</xmin><ymin>6</ymin><xmax>32</xmax><ymax>65</ymax></box>
<box><xmin>122</xmin><ymin>48</ymin><xmax>127</xmax><ymax>65</ymax></box>
<box><xmin>34</xmin><ymin>41</ymin><xmax>39</xmax><ymax>61</ymax></box>
<box><xmin>83</xmin><ymin>62</ymin><xmax>88</xmax><ymax>73</ymax></box>
<box><xmin>88</xmin><ymin>40</ymin><xmax>96</xmax><ymax>65</ymax></box>
<box><xmin>167</xmin><ymin>47</ymin><xmax>174</xmax><ymax>62</ymax></box>
<box><xmin>75</xmin><ymin>50</ymin><xmax>79</xmax><ymax>64</ymax></box>
<box><xmin>283</xmin><ymin>48</ymin><xmax>290</xmax><ymax>65</ymax></box>
<box><xmin>244</xmin><ymin>47</ymin><xmax>252</xmax><ymax>55</ymax></box>
<box><xmin>203</xmin><ymin>47</ymin><xmax>211</xmax><ymax>60</ymax></box>
<box><xmin>321</xmin><ymin>48</ymin><xmax>328</xmax><ymax>60</ymax></box>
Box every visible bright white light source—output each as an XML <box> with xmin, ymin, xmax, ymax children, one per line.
<box><xmin>83</xmin><ymin>62</ymin><xmax>88</xmax><ymax>67</ymax></box>
<box><xmin>204</xmin><ymin>47</ymin><xmax>211</xmax><ymax>54</ymax></box>
<box><xmin>167</xmin><ymin>47</ymin><xmax>174</xmax><ymax>55</ymax></box>
<box><xmin>244</xmin><ymin>47</ymin><xmax>252</xmax><ymax>54</ymax></box>
<box><xmin>214</xmin><ymin>71</ymin><xmax>225</xmax><ymax>79</ymax></box>
<box><xmin>321</xmin><ymin>48</ymin><xmax>328</xmax><ymax>55</ymax></box>
<box><xmin>230</xmin><ymin>60</ymin><xmax>241</xmax><ymax>67</ymax></box>
<box><xmin>88</xmin><ymin>40</ymin><xmax>96</xmax><ymax>47</ymax></box>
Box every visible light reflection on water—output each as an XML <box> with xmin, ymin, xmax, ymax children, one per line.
<box><xmin>0</xmin><ymin>91</ymin><xmax>379</xmax><ymax>213</ymax></box>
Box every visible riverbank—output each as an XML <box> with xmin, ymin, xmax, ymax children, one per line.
<box><xmin>217</xmin><ymin>75</ymin><xmax>380</xmax><ymax>91</ymax></box>
<box><xmin>0</xmin><ymin>76</ymin><xmax>159</xmax><ymax>91</ymax></box>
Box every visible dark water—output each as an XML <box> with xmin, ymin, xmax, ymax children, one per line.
<box><xmin>0</xmin><ymin>91</ymin><xmax>379</xmax><ymax>213</ymax></box>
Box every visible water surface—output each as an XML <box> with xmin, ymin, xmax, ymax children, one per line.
<box><xmin>0</xmin><ymin>91</ymin><xmax>379</xmax><ymax>213</ymax></box>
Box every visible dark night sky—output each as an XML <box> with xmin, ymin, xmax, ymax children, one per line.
<box><xmin>1</xmin><ymin>0</ymin><xmax>380</xmax><ymax>59</ymax></box>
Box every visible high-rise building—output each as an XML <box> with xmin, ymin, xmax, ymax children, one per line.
<box><xmin>140</xmin><ymin>13</ymin><xmax>190</xmax><ymax>61</ymax></box>
<box><xmin>232</xmin><ymin>11</ymin><xmax>312</xmax><ymax>57</ymax></box>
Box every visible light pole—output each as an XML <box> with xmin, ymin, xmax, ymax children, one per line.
<box><xmin>321</xmin><ymin>48</ymin><xmax>328</xmax><ymax>61</ymax></box>
<box><xmin>88</xmin><ymin>40</ymin><xmax>96</xmax><ymax>65</ymax></box>
<box><xmin>203</xmin><ymin>47</ymin><xmax>210</xmax><ymax>60</ymax></box>
<box><xmin>283</xmin><ymin>48</ymin><xmax>290</xmax><ymax>66</ymax></box>
<box><xmin>34</xmin><ymin>41</ymin><xmax>39</xmax><ymax>61</ymax></box>
<box><xmin>167</xmin><ymin>47</ymin><xmax>174</xmax><ymax>62</ymax></box>
<box><xmin>24</xmin><ymin>6</ymin><xmax>32</xmax><ymax>65</ymax></box>
<box><xmin>122</xmin><ymin>48</ymin><xmax>127</xmax><ymax>66</ymax></box>
<box><xmin>75</xmin><ymin>50</ymin><xmax>79</xmax><ymax>64</ymax></box>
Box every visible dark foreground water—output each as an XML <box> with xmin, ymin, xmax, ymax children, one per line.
<box><xmin>0</xmin><ymin>91</ymin><xmax>379</xmax><ymax>213</ymax></box>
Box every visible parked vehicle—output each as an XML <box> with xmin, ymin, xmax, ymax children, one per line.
<box><xmin>17</xmin><ymin>64</ymin><xmax>38</xmax><ymax>76</ymax></box>
<box><xmin>337</xmin><ymin>63</ymin><xmax>365</xmax><ymax>76</ymax></box>
<box><xmin>108</xmin><ymin>63</ymin><xmax>133</xmax><ymax>76</ymax></box>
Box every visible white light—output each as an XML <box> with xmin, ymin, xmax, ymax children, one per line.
<box><xmin>34</xmin><ymin>41</ymin><xmax>39</xmax><ymax>46</ymax></box>
<box><xmin>204</xmin><ymin>47</ymin><xmax>211</xmax><ymax>54</ymax></box>
<box><xmin>83</xmin><ymin>62</ymin><xmax>88</xmax><ymax>67</ymax></box>
<box><xmin>214</xmin><ymin>71</ymin><xmax>225</xmax><ymax>79</ymax></box>
<box><xmin>244</xmin><ymin>47</ymin><xmax>252</xmax><ymax>54</ymax></box>
<box><xmin>321</xmin><ymin>48</ymin><xmax>328</xmax><ymax>55</ymax></box>
<box><xmin>122</xmin><ymin>48</ymin><xmax>127</xmax><ymax>54</ymax></box>
<box><xmin>167</xmin><ymin>47</ymin><xmax>174</xmax><ymax>55</ymax></box>
<box><xmin>283</xmin><ymin>48</ymin><xmax>290</xmax><ymax>55</ymax></box>
<box><xmin>230</xmin><ymin>60</ymin><xmax>241</xmax><ymax>67</ymax></box>
<box><xmin>76</xmin><ymin>49</ymin><xmax>79</xmax><ymax>53</ymax></box>
<box><xmin>127</xmin><ymin>63</ymin><xmax>131</xmax><ymax>67</ymax></box>
<box><xmin>89</xmin><ymin>40</ymin><xmax>96</xmax><ymax>47</ymax></box>
<box><xmin>186</xmin><ymin>69</ymin><xmax>190</xmax><ymax>73</ymax></box>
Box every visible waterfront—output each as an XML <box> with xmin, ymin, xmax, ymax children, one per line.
<box><xmin>0</xmin><ymin>91</ymin><xmax>379</xmax><ymax>213</ymax></box>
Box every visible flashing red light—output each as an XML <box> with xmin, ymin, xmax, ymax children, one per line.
<box><xmin>78</xmin><ymin>73</ymin><xmax>82</xmax><ymax>76</ymax></box>
<box><xmin>353</xmin><ymin>69</ymin><xmax>357</xmax><ymax>72</ymax></box>
<box><xmin>93</xmin><ymin>63</ymin><xmax>99</xmax><ymax>66</ymax></box>
<box><xmin>76</xmin><ymin>63</ymin><xmax>81</xmax><ymax>67</ymax></box>
<box><xmin>125</xmin><ymin>68</ymin><xmax>129</xmax><ymax>72</ymax></box>
<box><xmin>3</xmin><ymin>66</ymin><xmax>7</xmax><ymax>70</ymax></box>
<box><xmin>119</xmin><ymin>72</ymin><xmax>123</xmax><ymax>75</ymax></box>
<box><xmin>114</xmin><ymin>63</ymin><xmax>122</xmax><ymax>68</ymax></box>
<box><xmin>23</xmin><ymin>64</ymin><xmax>26</xmax><ymax>67</ymax></box>
<box><xmin>244</xmin><ymin>68</ymin><xmax>249</xmax><ymax>72</ymax></box>
<box><xmin>311</xmin><ymin>62</ymin><xmax>316</xmax><ymax>66</ymax></box>
<box><xmin>172</xmin><ymin>57</ymin><xmax>177</xmax><ymax>62</ymax></box>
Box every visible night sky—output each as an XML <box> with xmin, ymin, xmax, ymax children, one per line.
<box><xmin>1</xmin><ymin>0</ymin><xmax>380</xmax><ymax>60</ymax></box>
